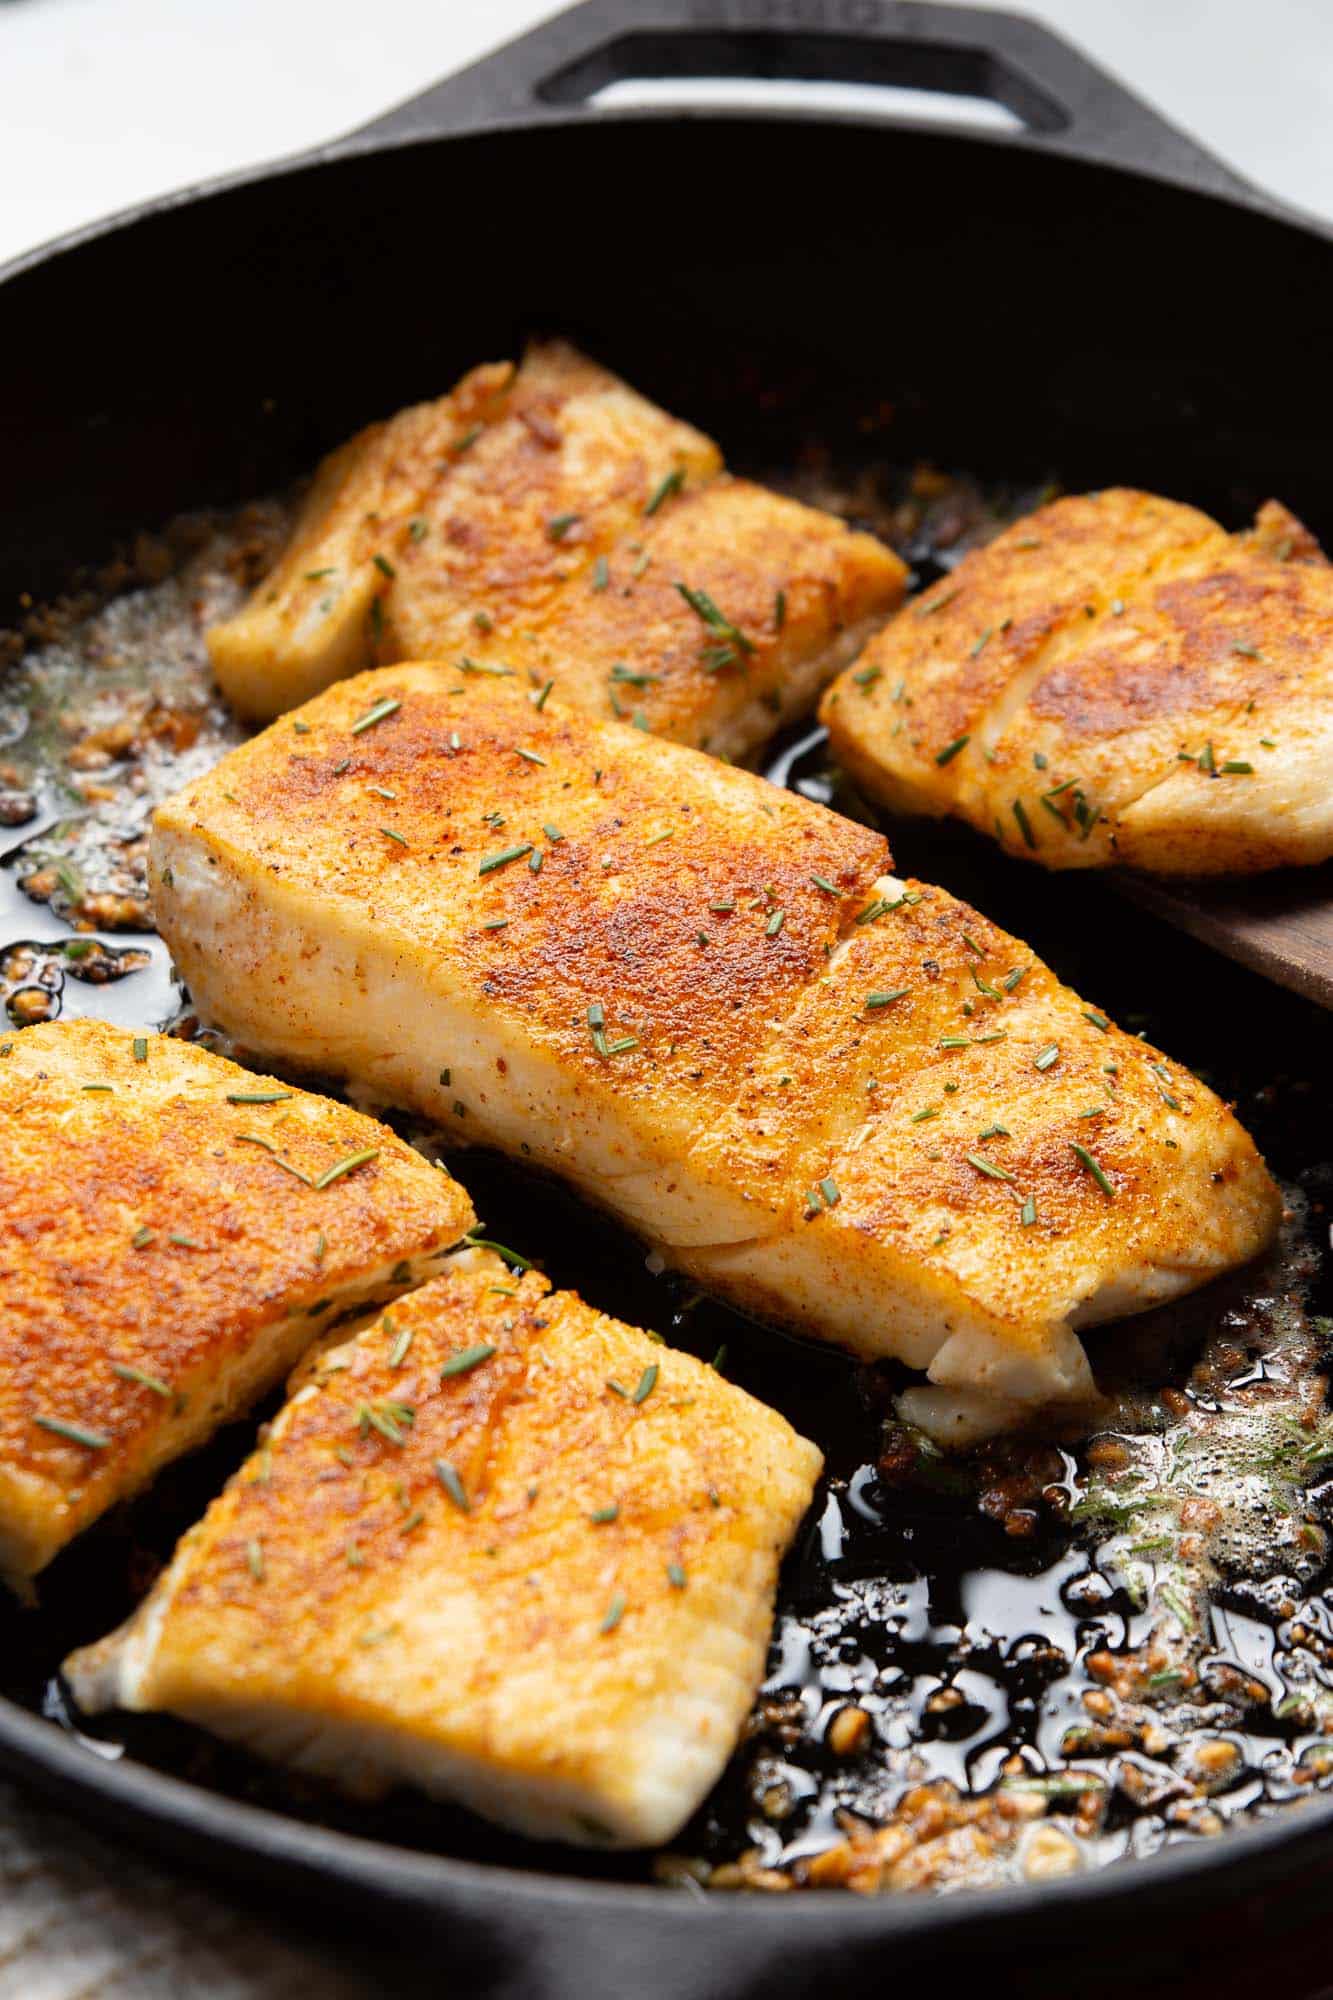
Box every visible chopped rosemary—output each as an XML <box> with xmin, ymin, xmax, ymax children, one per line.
<box><xmin>966</xmin><ymin>1152</ymin><xmax>1016</xmax><ymax>1182</ymax></box>
<box><xmin>774</xmin><ymin>589</ymin><xmax>786</xmax><ymax>631</ymax></box>
<box><xmin>34</xmin><ymin>1415</ymin><xmax>109</xmax><ymax>1449</ymax></box>
<box><xmin>1011</xmin><ymin>797</ymin><xmax>1037</xmax><ymax>848</ymax></box>
<box><xmin>478</xmin><ymin>844</ymin><xmax>534</xmax><ymax>876</ymax></box>
<box><xmin>112</xmin><ymin>1362</ymin><xmax>172</xmax><ymax>1399</ymax></box>
<box><xmin>600</xmin><ymin>1592</ymin><xmax>627</xmax><ymax>1633</ymax></box>
<box><xmin>463</xmin><ymin>1231</ymin><xmax>533</xmax><ymax>1271</ymax></box>
<box><xmin>667</xmin><ymin>1563</ymin><xmax>687</xmax><ymax>1589</ymax></box>
<box><xmin>935</xmin><ymin>734</ymin><xmax>969</xmax><ymax>766</ymax></box>
<box><xmin>314</xmin><ymin>1147</ymin><xmax>379</xmax><ymax>1189</ymax></box>
<box><xmin>591</xmin><ymin>555</ymin><xmax>609</xmax><ymax>592</ymax></box>
<box><xmin>866</xmin><ymin>988</ymin><xmax>910</xmax><ymax>1009</ymax></box>
<box><xmin>358</xmin><ymin>1400</ymin><xmax>416</xmax><ymax>1446</ymax></box>
<box><xmin>810</xmin><ymin>874</ymin><xmax>840</xmax><ymax>895</ymax></box>
<box><xmin>435</xmin><ymin>1459</ymin><xmax>469</xmax><ymax>1510</ymax></box>
<box><xmin>766</xmin><ymin>909</ymin><xmax>785</xmax><ymax>936</ymax></box>
<box><xmin>225</xmin><ymin>1089</ymin><xmax>292</xmax><ymax>1105</ymax></box>
<box><xmin>1020</xmin><ymin>1194</ymin><xmax>1038</xmax><ymax>1226</ymax></box>
<box><xmin>590</xmin><ymin>1504</ymin><xmax>619</xmax><ymax>1524</ymax></box>
<box><xmin>819</xmin><ymin>1177</ymin><xmax>841</xmax><ymax>1207</ymax></box>
<box><xmin>1033</xmin><ymin>1043</ymin><xmax>1060</xmax><ymax>1071</ymax></box>
<box><xmin>547</xmin><ymin>512</ymin><xmax>579</xmax><ymax>541</ymax></box>
<box><xmin>350</xmin><ymin>696</ymin><xmax>401</xmax><ymax>735</ymax></box>
<box><xmin>379</xmin><ymin>825</ymin><xmax>408</xmax><ymax>846</ymax></box>
<box><xmin>1070</xmin><ymin>1142</ymin><xmax>1116</xmax><ymax>1198</ymax></box>
<box><xmin>673</xmin><ymin>581</ymin><xmax>755</xmax><ymax>655</ymax></box>
<box><xmin>372</xmin><ymin>552</ymin><xmax>396</xmax><ymax>580</ymax></box>
<box><xmin>644</xmin><ymin>467</ymin><xmax>684</xmax><ymax>515</ymax></box>
<box><xmin>1082</xmin><ymin>1008</ymin><xmax>1110</xmax><ymax>1032</ymax></box>
<box><xmin>440</xmin><ymin>1342</ymin><xmax>497</xmax><ymax>1379</ymax></box>
<box><xmin>631</xmin><ymin>1364</ymin><xmax>659</xmax><ymax>1405</ymax></box>
<box><xmin>388</xmin><ymin>1323</ymin><xmax>415</xmax><ymax>1368</ymax></box>
<box><xmin>132</xmin><ymin>1036</ymin><xmax>148</xmax><ymax>1062</ymax></box>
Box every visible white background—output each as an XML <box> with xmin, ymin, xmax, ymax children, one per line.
<box><xmin>2</xmin><ymin>0</ymin><xmax>1333</xmax><ymax>268</ymax></box>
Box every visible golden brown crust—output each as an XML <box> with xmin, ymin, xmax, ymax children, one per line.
<box><xmin>411</xmin><ymin>471</ymin><xmax>904</xmax><ymax>756</ymax></box>
<box><xmin>66</xmin><ymin>1251</ymin><xmax>822</xmax><ymax>1844</ymax></box>
<box><xmin>381</xmin><ymin>341</ymin><xmax>723</xmax><ymax>662</ymax></box>
<box><xmin>206</xmin><ymin>342</ymin><xmax>904</xmax><ymax>754</ymax></box>
<box><xmin>162</xmin><ymin>666</ymin><xmax>889</xmax><ymax>1148</ymax></box>
<box><xmin>152</xmin><ymin>671</ymin><xmax>1281</xmax><ymax>1421</ymax></box>
<box><xmin>0</xmin><ymin>1020</ymin><xmax>474</xmax><ymax>1578</ymax></box>
<box><xmin>821</xmin><ymin>488</ymin><xmax>1333</xmax><ymax>873</ymax></box>
<box><xmin>684</xmin><ymin>878</ymin><xmax>1281</xmax><ymax>1380</ymax></box>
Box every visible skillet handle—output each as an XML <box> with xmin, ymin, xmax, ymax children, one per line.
<box><xmin>347</xmin><ymin>0</ymin><xmax>1258</xmax><ymax>204</ymax></box>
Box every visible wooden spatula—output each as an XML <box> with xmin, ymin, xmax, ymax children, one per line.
<box><xmin>1117</xmin><ymin>865</ymin><xmax>1333</xmax><ymax>1010</ymax></box>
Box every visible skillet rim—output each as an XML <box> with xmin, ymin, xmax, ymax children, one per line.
<box><xmin>3</xmin><ymin>85</ymin><xmax>1333</xmax><ymax>1952</ymax></box>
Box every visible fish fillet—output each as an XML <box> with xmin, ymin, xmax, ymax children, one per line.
<box><xmin>150</xmin><ymin>668</ymin><xmax>1281</xmax><ymax>1438</ymax></box>
<box><xmin>206</xmin><ymin>339</ymin><xmax>904</xmax><ymax>756</ymax></box>
<box><xmin>64</xmin><ymin>1249</ymin><xmax>822</xmax><ymax>1846</ymax></box>
<box><xmin>820</xmin><ymin>489</ymin><xmax>1333</xmax><ymax>873</ymax></box>
<box><xmin>0</xmin><ymin>1019</ymin><xmax>473</xmax><ymax>1586</ymax></box>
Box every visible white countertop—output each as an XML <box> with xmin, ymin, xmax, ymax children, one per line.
<box><xmin>2</xmin><ymin>0</ymin><xmax>1333</xmax><ymax>270</ymax></box>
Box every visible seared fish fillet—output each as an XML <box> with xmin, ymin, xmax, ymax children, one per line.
<box><xmin>65</xmin><ymin>1249</ymin><xmax>822</xmax><ymax>1846</ymax></box>
<box><xmin>207</xmin><ymin>339</ymin><xmax>904</xmax><ymax>757</ymax></box>
<box><xmin>151</xmin><ymin>668</ymin><xmax>1281</xmax><ymax>1439</ymax></box>
<box><xmin>0</xmin><ymin>1019</ymin><xmax>473</xmax><ymax>1585</ymax></box>
<box><xmin>821</xmin><ymin>489</ymin><xmax>1333</xmax><ymax>873</ymax></box>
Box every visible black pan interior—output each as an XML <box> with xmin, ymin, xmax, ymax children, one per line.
<box><xmin>2</xmin><ymin>108</ymin><xmax>1333</xmax><ymax>1967</ymax></box>
<box><xmin>6</xmin><ymin>114</ymin><xmax>1333</xmax><ymax>610</ymax></box>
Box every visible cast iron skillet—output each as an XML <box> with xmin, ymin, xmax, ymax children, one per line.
<box><xmin>3</xmin><ymin>5</ymin><xmax>1333</xmax><ymax>1993</ymax></box>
